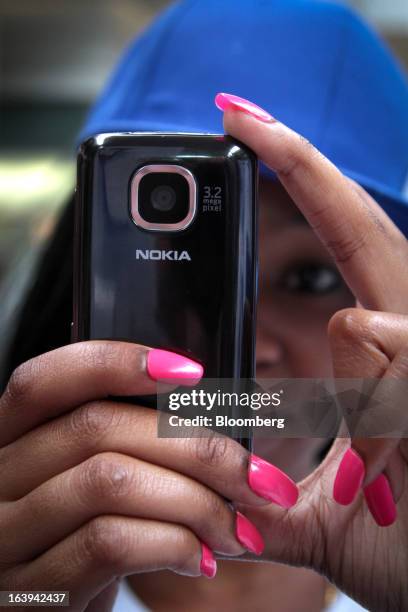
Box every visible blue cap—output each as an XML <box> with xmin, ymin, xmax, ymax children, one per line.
<box><xmin>79</xmin><ymin>0</ymin><xmax>408</xmax><ymax>234</ymax></box>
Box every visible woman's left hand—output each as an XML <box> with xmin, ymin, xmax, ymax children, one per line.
<box><xmin>216</xmin><ymin>93</ymin><xmax>408</xmax><ymax>612</ymax></box>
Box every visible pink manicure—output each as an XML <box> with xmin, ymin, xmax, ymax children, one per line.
<box><xmin>200</xmin><ymin>543</ymin><xmax>217</xmax><ymax>578</ymax></box>
<box><xmin>364</xmin><ymin>474</ymin><xmax>397</xmax><ymax>527</ymax></box>
<box><xmin>235</xmin><ymin>512</ymin><xmax>264</xmax><ymax>556</ymax></box>
<box><xmin>147</xmin><ymin>349</ymin><xmax>203</xmax><ymax>385</ymax></box>
<box><xmin>248</xmin><ymin>454</ymin><xmax>298</xmax><ymax>508</ymax></box>
<box><xmin>215</xmin><ymin>92</ymin><xmax>275</xmax><ymax>123</ymax></box>
<box><xmin>333</xmin><ymin>448</ymin><xmax>365</xmax><ymax>506</ymax></box>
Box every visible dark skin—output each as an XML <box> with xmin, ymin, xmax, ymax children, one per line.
<box><xmin>127</xmin><ymin>178</ymin><xmax>355</xmax><ymax>612</ymax></box>
<box><xmin>219</xmin><ymin>108</ymin><xmax>408</xmax><ymax>612</ymax></box>
<box><xmin>0</xmin><ymin>106</ymin><xmax>408</xmax><ymax>612</ymax></box>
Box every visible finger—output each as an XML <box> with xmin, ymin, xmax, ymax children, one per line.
<box><xmin>8</xmin><ymin>517</ymin><xmax>216</xmax><ymax>611</ymax></box>
<box><xmin>329</xmin><ymin>308</ymin><xmax>408</xmax><ymax>479</ymax></box>
<box><xmin>328</xmin><ymin>308</ymin><xmax>408</xmax><ymax>523</ymax></box>
<box><xmin>0</xmin><ymin>341</ymin><xmax>203</xmax><ymax>446</ymax></box>
<box><xmin>1</xmin><ymin>452</ymin><xmax>263</xmax><ymax>562</ymax></box>
<box><xmin>0</xmin><ymin>403</ymin><xmax>298</xmax><ymax>510</ymax></box>
<box><xmin>217</xmin><ymin>94</ymin><xmax>408</xmax><ymax>313</ymax></box>
<box><xmin>234</xmin><ymin>437</ymin><xmax>368</xmax><ymax>570</ymax></box>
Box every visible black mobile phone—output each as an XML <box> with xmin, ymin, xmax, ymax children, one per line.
<box><xmin>72</xmin><ymin>132</ymin><xmax>258</xmax><ymax>448</ymax></box>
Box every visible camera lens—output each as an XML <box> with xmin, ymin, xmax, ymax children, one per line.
<box><xmin>150</xmin><ymin>185</ymin><xmax>176</xmax><ymax>211</ymax></box>
<box><xmin>133</xmin><ymin>168</ymin><xmax>195</xmax><ymax>228</ymax></box>
<box><xmin>139</xmin><ymin>173</ymin><xmax>188</xmax><ymax>223</ymax></box>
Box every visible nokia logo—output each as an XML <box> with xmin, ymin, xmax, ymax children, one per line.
<box><xmin>135</xmin><ymin>249</ymin><xmax>191</xmax><ymax>261</ymax></box>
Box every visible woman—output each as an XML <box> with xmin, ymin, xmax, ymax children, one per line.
<box><xmin>1</xmin><ymin>1</ymin><xmax>408</xmax><ymax>610</ymax></box>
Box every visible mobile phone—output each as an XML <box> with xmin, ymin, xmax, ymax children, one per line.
<box><xmin>72</xmin><ymin>132</ymin><xmax>258</xmax><ymax>447</ymax></box>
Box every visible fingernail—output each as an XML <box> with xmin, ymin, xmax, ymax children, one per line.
<box><xmin>147</xmin><ymin>349</ymin><xmax>203</xmax><ymax>385</ymax></box>
<box><xmin>333</xmin><ymin>448</ymin><xmax>365</xmax><ymax>506</ymax></box>
<box><xmin>364</xmin><ymin>474</ymin><xmax>397</xmax><ymax>527</ymax></box>
<box><xmin>215</xmin><ymin>92</ymin><xmax>275</xmax><ymax>123</ymax></box>
<box><xmin>235</xmin><ymin>512</ymin><xmax>264</xmax><ymax>556</ymax></box>
<box><xmin>248</xmin><ymin>454</ymin><xmax>298</xmax><ymax>508</ymax></box>
<box><xmin>200</xmin><ymin>543</ymin><xmax>217</xmax><ymax>578</ymax></box>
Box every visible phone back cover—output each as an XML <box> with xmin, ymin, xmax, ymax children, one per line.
<box><xmin>73</xmin><ymin>133</ymin><xmax>258</xmax><ymax>380</ymax></box>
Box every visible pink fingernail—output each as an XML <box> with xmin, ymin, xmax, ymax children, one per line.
<box><xmin>333</xmin><ymin>448</ymin><xmax>365</xmax><ymax>506</ymax></box>
<box><xmin>364</xmin><ymin>474</ymin><xmax>397</xmax><ymax>527</ymax></box>
<box><xmin>248</xmin><ymin>454</ymin><xmax>298</xmax><ymax>508</ymax></box>
<box><xmin>200</xmin><ymin>543</ymin><xmax>217</xmax><ymax>578</ymax></box>
<box><xmin>147</xmin><ymin>349</ymin><xmax>203</xmax><ymax>385</ymax></box>
<box><xmin>235</xmin><ymin>512</ymin><xmax>264</xmax><ymax>556</ymax></box>
<box><xmin>215</xmin><ymin>92</ymin><xmax>275</xmax><ymax>123</ymax></box>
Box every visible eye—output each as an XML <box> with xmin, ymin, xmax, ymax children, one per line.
<box><xmin>279</xmin><ymin>262</ymin><xmax>343</xmax><ymax>295</ymax></box>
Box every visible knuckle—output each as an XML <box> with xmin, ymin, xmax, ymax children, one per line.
<box><xmin>80</xmin><ymin>453</ymin><xmax>134</xmax><ymax>501</ymax></box>
<box><xmin>279</xmin><ymin>135</ymin><xmax>323</xmax><ymax>178</ymax></box>
<box><xmin>298</xmin><ymin>135</ymin><xmax>323</xmax><ymax>161</ymax></box>
<box><xmin>3</xmin><ymin>359</ymin><xmax>38</xmax><ymax>408</ymax></box>
<box><xmin>70</xmin><ymin>401</ymin><xmax>119</xmax><ymax>446</ymax></box>
<box><xmin>202</xmin><ymin>492</ymin><xmax>228</xmax><ymax>531</ymax></box>
<box><xmin>305</xmin><ymin>203</ymin><xmax>367</xmax><ymax>265</ymax></box>
<box><xmin>81</xmin><ymin>516</ymin><xmax>129</xmax><ymax>567</ymax></box>
<box><xmin>329</xmin><ymin>310</ymin><xmax>392</xmax><ymax>378</ymax></box>
<box><xmin>278</xmin><ymin>149</ymin><xmax>302</xmax><ymax>178</ymax></box>
<box><xmin>193</xmin><ymin>432</ymin><xmax>229</xmax><ymax>471</ymax></box>
<box><xmin>328</xmin><ymin>308</ymin><xmax>368</xmax><ymax>345</ymax></box>
<box><xmin>170</xmin><ymin>527</ymin><xmax>199</xmax><ymax>575</ymax></box>
<box><xmin>77</xmin><ymin>341</ymin><xmax>129</xmax><ymax>376</ymax></box>
<box><xmin>325</xmin><ymin>232</ymin><xmax>367</xmax><ymax>264</ymax></box>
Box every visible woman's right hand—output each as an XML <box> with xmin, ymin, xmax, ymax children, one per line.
<box><xmin>0</xmin><ymin>340</ymin><xmax>298</xmax><ymax>612</ymax></box>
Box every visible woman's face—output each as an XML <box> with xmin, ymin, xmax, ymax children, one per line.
<box><xmin>255</xmin><ymin>178</ymin><xmax>355</xmax><ymax>476</ymax></box>
<box><xmin>257</xmin><ymin>177</ymin><xmax>355</xmax><ymax>378</ymax></box>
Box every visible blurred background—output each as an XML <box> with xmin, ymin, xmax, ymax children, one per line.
<box><xmin>0</xmin><ymin>0</ymin><xmax>408</xmax><ymax>299</ymax></box>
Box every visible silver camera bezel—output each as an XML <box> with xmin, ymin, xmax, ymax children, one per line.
<box><xmin>130</xmin><ymin>164</ymin><xmax>197</xmax><ymax>231</ymax></box>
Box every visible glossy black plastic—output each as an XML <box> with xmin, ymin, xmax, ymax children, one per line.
<box><xmin>73</xmin><ymin>133</ymin><xmax>258</xmax><ymax>445</ymax></box>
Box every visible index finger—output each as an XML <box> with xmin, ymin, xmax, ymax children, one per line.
<box><xmin>0</xmin><ymin>341</ymin><xmax>203</xmax><ymax>446</ymax></box>
<box><xmin>216</xmin><ymin>93</ymin><xmax>408</xmax><ymax>314</ymax></box>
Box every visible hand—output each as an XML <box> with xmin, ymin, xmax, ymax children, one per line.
<box><xmin>215</xmin><ymin>92</ymin><xmax>408</xmax><ymax>611</ymax></box>
<box><xmin>0</xmin><ymin>340</ymin><xmax>298</xmax><ymax>612</ymax></box>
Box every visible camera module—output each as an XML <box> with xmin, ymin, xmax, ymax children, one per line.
<box><xmin>130</xmin><ymin>165</ymin><xmax>196</xmax><ymax>231</ymax></box>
